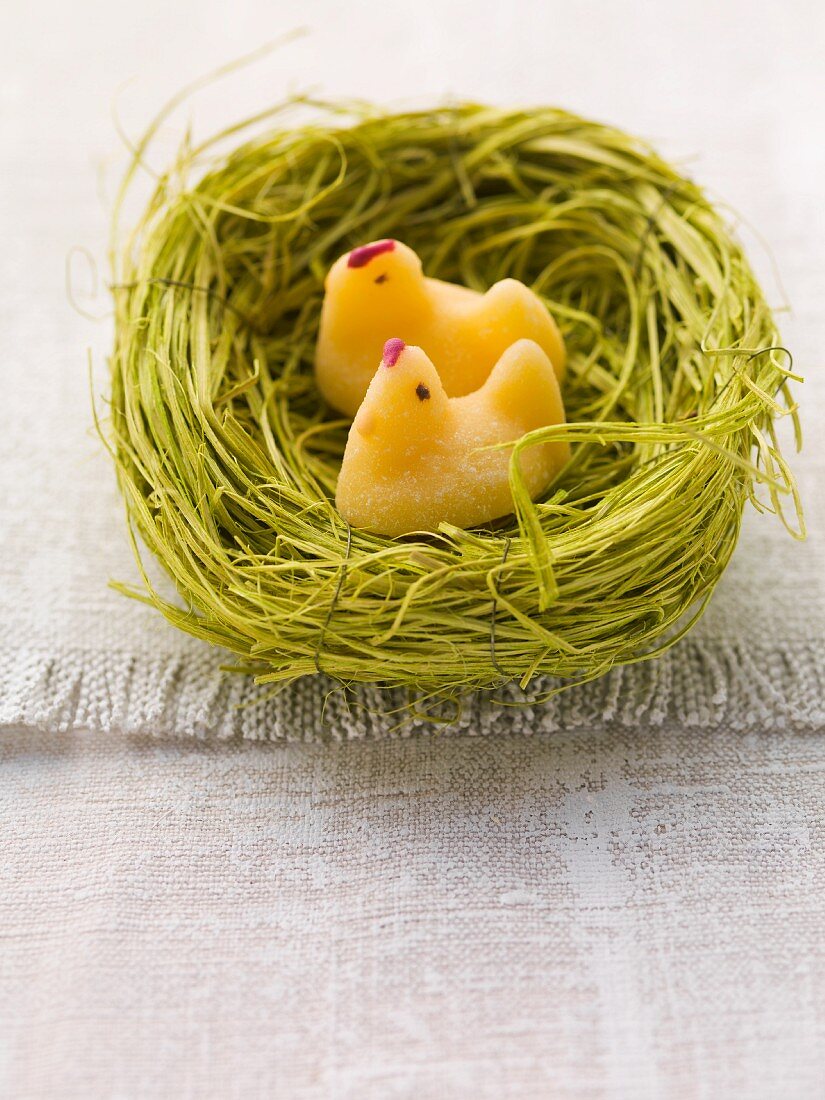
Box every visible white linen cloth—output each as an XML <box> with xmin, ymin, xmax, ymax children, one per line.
<box><xmin>1</xmin><ymin>1</ymin><xmax>824</xmax><ymax>1096</ymax></box>
<box><xmin>2</xmin><ymin>722</ymin><xmax>825</xmax><ymax>1099</ymax></box>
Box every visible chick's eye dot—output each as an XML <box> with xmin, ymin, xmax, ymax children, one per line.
<box><xmin>416</xmin><ymin>383</ymin><xmax>430</xmax><ymax>401</ymax></box>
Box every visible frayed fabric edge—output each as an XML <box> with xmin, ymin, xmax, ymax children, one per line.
<box><xmin>1</xmin><ymin>640</ymin><xmax>822</xmax><ymax>741</ymax></box>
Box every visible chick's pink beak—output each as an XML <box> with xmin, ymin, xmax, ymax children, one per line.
<box><xmin>382</xmin><ymin>338</ymin><xmax>405</xmax><ymax>367</ymax></box>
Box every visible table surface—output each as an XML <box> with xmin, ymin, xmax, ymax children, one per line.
<box><xmin>1</xmin><ymin>1</ymin><xmax>824</xmax><ymax>1096</ymax></box>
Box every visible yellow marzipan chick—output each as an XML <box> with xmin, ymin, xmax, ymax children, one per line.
<box><xmin>316</xmin><ymin>239</ymin><xmax>566</xmax><ymax>417</ymax></box>
<box><xmin>335</xmin><ymin>338</ymin><xmax>570</xmax><ymax>536</ymax></box>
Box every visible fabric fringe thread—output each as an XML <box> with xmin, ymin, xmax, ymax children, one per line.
<box><xmin>1</xmin><ymin>641</ymin><xmax>822</xmax><ymax>741</ymax></box>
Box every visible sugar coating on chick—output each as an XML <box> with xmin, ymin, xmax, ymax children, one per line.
<box><xmin>335</xmin><ymin>338</ymin><xmax>570</xmax><ymax>537</ymax></box>
<box><xmin>316</xmin><ymin>239</ymin><xmax>566</xmax><ymax>418</ymax></box>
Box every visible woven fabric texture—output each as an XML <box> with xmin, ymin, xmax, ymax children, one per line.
<box><xmin>2</xmin><ymin>723</ymin><xmax>825</xmax><ymax>1099</ymax></box>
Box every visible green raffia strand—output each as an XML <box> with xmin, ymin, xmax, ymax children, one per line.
<box><xmin>106</xmin><ymin>99</ymin><xmax>805</xmax><ymax>707</ymax></box>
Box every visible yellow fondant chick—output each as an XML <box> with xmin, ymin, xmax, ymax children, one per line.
<box><xmin>316</xmin><ymin>239</ymin><xmax>566</xmax><ymax>417</ymax></box>
<box><xmin>336</xmin><ymin>337</ymin><xmax>570</xmax><ymax>536</ymax></box>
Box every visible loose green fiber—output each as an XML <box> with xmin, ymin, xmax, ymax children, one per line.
<box><xmin>106</xmin><ymin>100</ymin><xmax>803</xmax><ymax>706</ymax></box>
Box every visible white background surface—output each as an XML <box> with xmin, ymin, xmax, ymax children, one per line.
<box><xmin>1</xmin><ymin>1</ymin><xmax>824</xmax><ymax>1096</ymax></box>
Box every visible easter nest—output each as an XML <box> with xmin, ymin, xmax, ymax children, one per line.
<box><xmin>107</xmin><ymin>99</ymin><xmax>802</xmax><ymax>710</ymax></box>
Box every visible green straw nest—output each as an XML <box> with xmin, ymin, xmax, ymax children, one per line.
<box><xmin>107</xmin><ymin>101</ymin><xmax>803</xmax><ymax>709</ymax></box>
